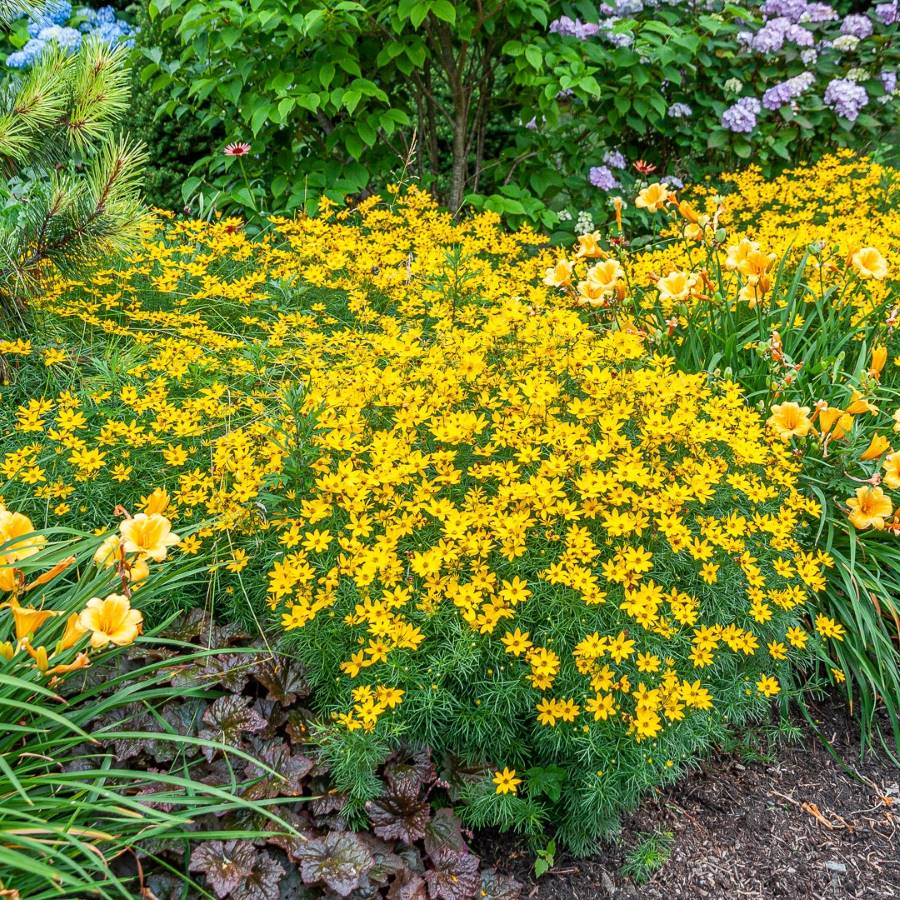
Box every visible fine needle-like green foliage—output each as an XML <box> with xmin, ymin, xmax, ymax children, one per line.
<box><xmin>0</xmin><ymin>4</ymin><xmax>147</xmax><ymax>327</ymax></box>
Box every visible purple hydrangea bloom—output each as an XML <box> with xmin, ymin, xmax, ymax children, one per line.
<box><xmin>589</xmin><ymin>165</ymin><xmax>621</xmax><ymax>191</ymax></box>
<box><xmin>799</xmin><ymin>3</ymin><xmax>837</xmax><ymax>22</ymax></box>
<box><xmin>667</xmin><ymin>102</ymin><xmax>693</xmax><ymax>118</ymax></box>
<box><xmin>663</xmin><ymin>175</ymin><xmax>684</xmax><ymax>190</ymax></box>
<box><xmin>824</xmin><ymin>78</ymin><xmax>868</xmax><ymax>121</ymax></box>
<box><xmin>603</xmin><ymin>149</ymin><xmax>627</xmax><ymax>169</ymax></box>
<box><xmin>762</xmin><ymin>72</ymin><xmax>816</xmax><ymax>109</ymax></box>
<box><xmin>875</xmin><ymin>1</ymin><xmax>897</xmax><ymax>25</ymax></box>
<box><xmin>881</xmin><ymin>70</ymin><xmax>897</xmax><ymax>94</ymax></box>
<box><xmin>840</xmin><ymin>14</ymin><xmax>873</xmax><ymax>39</ymax></box>
<box><xmin>761</xmin><ymin>0</ymin><xmax>808</xmax><ymax>23</ymax></box>
<box><xmin>721</xmin><ymin>97</ymin><xmax>762</xmax><ymax>132</ymax></box>
<box><xmin>750</xmin><ymin>17</ymin><xmax>789</xmax><ymax>52</ymax></box>
<box><xmin>613</xmin><ymin>0</ymin><xmax>644</xmax><ymax>14</ymax></box>
<box><xmin>549</xmin><ymin>16</ymin><xmax>599</xmax><ymax>39</ymax></box>
<box><xmin>786</xmin><ymin>24</ymin><xmax>814</xmax><ymax>46</ymax></box>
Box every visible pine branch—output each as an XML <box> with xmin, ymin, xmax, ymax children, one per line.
<box><xmin>0</xmin><ymin>0</ymin><xmax>41</xmax><ymax>28</ymax></box>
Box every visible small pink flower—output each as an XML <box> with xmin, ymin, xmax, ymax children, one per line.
<box><xmin>224</xmin><ymin>142</ymin><xmax>251</xmax><ymax>157</ymax></box>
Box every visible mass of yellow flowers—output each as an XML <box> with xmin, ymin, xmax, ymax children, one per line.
<box><xmin>1</xmin><ymin>154</ymin><xmax>885</xmax><ymax>833</ymax></box>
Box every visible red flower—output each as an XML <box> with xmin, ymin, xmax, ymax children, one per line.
<box><xmin>224</xmin><ymin>142</ymin><xmax>251</xmax><ymax>157</ymax></box>
<box><xmin>633</xmin><ymin>159</ymin><xmax>657</xmax><ymax>174</ymax></box>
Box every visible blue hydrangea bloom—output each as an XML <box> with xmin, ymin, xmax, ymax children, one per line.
<box><xmin>7</xmin><ymin>2</ymin><xmax>134</xmax><ymax>68</ymax></box>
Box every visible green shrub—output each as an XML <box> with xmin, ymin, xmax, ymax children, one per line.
<box><xmin>141</xmin><ymin>0</ymin><xmax>897</xmax><ymax>229</ymax></box>
<box><xmin>129</xmin><ymin>1</ymin><xmax>221</xmax><ymax>212</ymax></box>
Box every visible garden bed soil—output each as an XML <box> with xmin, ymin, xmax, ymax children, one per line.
<box><xmin>477</xmin><ymin>700</ymin><xmax>900</xmax><ymax>899</ymax></box>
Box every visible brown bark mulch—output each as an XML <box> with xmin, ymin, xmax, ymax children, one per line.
<box><xmin>477</xmin><ymin>699</ymin><xmax>900</xmax><ymax>899</ymax></box>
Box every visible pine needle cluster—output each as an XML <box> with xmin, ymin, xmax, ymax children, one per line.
<box><xmin>0</xmin><ymin>4</ymin><xmax>147</xmax><ymax>326</ymax></box>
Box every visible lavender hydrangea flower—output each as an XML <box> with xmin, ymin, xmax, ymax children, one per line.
<box><xmin>840</xmin><ymin>14</ymin><xmax>873</xmax><ymax>39</ymax></box>
<box><xmin>663</xmin><ymin>175</ymin><xmax>684</xmax><ymax>189</ymax></box>
<box><xmin>881</xmin><ymin>70</ymin><xmax>897</xmax><ymax>95</ymax></box>
<box><xmin>799</xmin><ymin>3</ymin><xmax>837</xmax><ymax>22</ymax></box>
<box><xmin>875</xmin><ymin>1</ymin><xmax>897</xmax><ymax>25</ymax></box>
<box><xmin>589</xmin><ymin>165</ymin><xmax>621</xmax><ymax>191</ymax></box>
<box><xmin>549</xmin><ymin>16</ymin><xmax>599</xmax><ymax>39</ymax></box>
<box><xmin>750</xmin><ymin>17</ymin><xmax>789</xmax><ymax>52</ymax></box>
<box><xmin>762</xmin><ymin>72</ymin><xmax>815</xmax><ymax>109</ymax></box>
<box><xmin>721</xmin><ymin>97</ymin><xmax>762</xmax><ymax>132</ymax></box>
<box><xmin>761</xmin><ymin>0</ymin><xmax>807</xmax><ymax>23</ymax></box>
<box><xmin>667</xmin><ymin>102</ymin><xmax>693</xmax><ymax>118</ymax></box>
<box><xmin>785</xmin><ymin>24</ymin><xmax>814</xmax><ymax>46</ymax></box>
<box><xmin>824</xmin><ymin>78</ymin><xmax>868</xmax><ymax>121</ymax></box>
<box><xmin>603</xmin><ymin>149</ymin><xmax>627</xmax><ymax>169</ymax></box>
<box><xmin>801</xmin><ymin>48</ymin><xmax>818</xmax><ymax>65</ymax></box>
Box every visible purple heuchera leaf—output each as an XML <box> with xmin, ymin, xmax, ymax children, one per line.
<box><xmin>199</xmin><ymin>695</ymin><xmax>267</xmax><ymax>754</ymax></box>
<box><xmin>425</xmin><ymin>850</ymin><xmax>481</xmax><ymax>900</ymax></box>
<box><xmin>296</xmin><ymin>831</ymin><xmax>374</xmax><ymax>897</ymax></box>
<box><xmin>189</xmin><ymin>840</ymin><xmax>257</xmax><ymax>899</ymax></box>
<box><xmin>367</xmin><ymin>779</ymin><xmax>432</xmax><ymax>845</ymax></box>
<box><xmin>388</xmin><ymin>869</ymin><xmax>429</xmax><ymax>900</ymax></box>
<box><xmin>231</xmin><ymin>852</ymin><xmax>286</xmax><ymax>900</ymax></box>
<box><xmin>423</xmin><ymin>808</ymin><xmax>468</xmax><ymax>862</ymax></box>
<box><xmin>254</xmin><ymin>656</ymin><xmax>310</xmax><ymax>703</ymax></box>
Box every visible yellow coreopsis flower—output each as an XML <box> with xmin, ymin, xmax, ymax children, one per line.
<box><xmin>850</xmin><ymin>246</ymin><xmax>888</xmax><ymax>280</ymax></box>
<box><xmin>78</xmin><ymin>594</ymin><xmax>143</xmax><ymax>648</ymax></box>
<box><xmin>815</xmin><ymin>614</ymin><xmax>846</xmax><ymax>641</ymax></box>
<box><xmin>635</xmin><ymin>183</ymin><xmax>669</xmax><ymax>213</ymax></box>
<box><xmin>492</xmin><ymin>767</ymin><xmax>522</xmax><ymax>795</ymax></box>
<box><xmin>756</xmin><ymin>674</ymin><xmax>780</xmax><ymax>697</ymax></box>
<box><xmin>119</xmin><ymin>514</ymin><xmax>180</xmax><ymax>562</ymax></box>
<box><xmin>846</xmin><ymin>485</ymin><xmax>893</xmax><ymax>530</ymax></box>
<box><xmin>766</xmin><ymin>402</ymin><xmax>812</xmax><ymax>440</ymax></box>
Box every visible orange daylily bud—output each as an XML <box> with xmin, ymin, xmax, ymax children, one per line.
<box><xmin>860</xmin><ymin>434</ymin><xmax>891</xmax><ymax>461</ymax></box>
<box><xmin>869</xmin><ymin>345</ymin><xmax>887</xmax><ymax>379</ymax></box>
<box><xmin>24</xmin><ymin>555</ymin><xmax>76</xmax><ymax>593</ymax></box>
<box><xmin>56</xmin><ymin>612</ymin><xmax>87</xmax><ymax>653</ymax></box>
<box><xmin>22</xmin><ymin>639</ymin><xmax>49</xmax><ymax>672</ymax></box>
<box><xmin>47</xmin><ymin>652</ymin><xmax>92</xmax><ymax>679</ymax></box>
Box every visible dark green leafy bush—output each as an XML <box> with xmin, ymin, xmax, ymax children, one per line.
<box><xmin>142</xmin><ymin>0</ymin><xmax>897</xmax><ymax>230</ymax></box>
